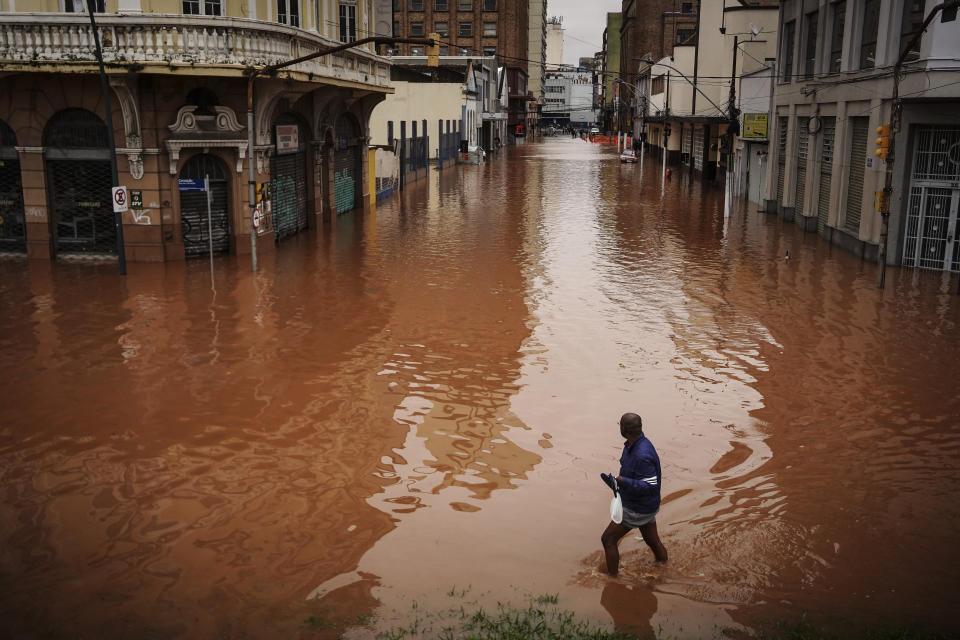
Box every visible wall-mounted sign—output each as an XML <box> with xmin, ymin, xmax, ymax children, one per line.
<box><xmin>742</xmin><ymin>113</ymin><xmax>769</xmax><ymax>139</ymax></box>
<box><xmin>130</xmin><ymin>190</ymin><xmax>143</xmax><ymax>209</ymax></box>
<box><xmin>276</xmin><ymin>124</ymin><xmax>299</xmax><ymax>155</ymax></box>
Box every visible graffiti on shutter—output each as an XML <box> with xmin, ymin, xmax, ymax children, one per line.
<box><xmin>179</xmin><ymin>154</ymin><xmax>230</xmax><ymax>257</ymax></box>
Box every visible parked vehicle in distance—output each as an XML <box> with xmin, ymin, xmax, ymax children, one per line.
<box><xmin>620</xmin><ymin>148</ymin><xmax>638</xmax><ymax>163</ymax></box>
<box><xmin>590</xmin><ymin>127</ymin><xmax>600</xmax><ymax>135</ymax></box>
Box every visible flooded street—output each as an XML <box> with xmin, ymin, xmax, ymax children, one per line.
<box><xmin>1</xmin><ymin>138</ymin><xmax>959</xmax><ymax>638</ymax></box>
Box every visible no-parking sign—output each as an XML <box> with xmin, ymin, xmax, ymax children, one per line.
<box><xmin>112</xmin><ymin>186</ymin><xmax>129</xmax><ymax>213</ymax></box>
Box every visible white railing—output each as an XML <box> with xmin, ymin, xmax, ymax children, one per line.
<box><xmin>0</xmin><ymin>13</ymin><xmax>391</xmax><ymax>87</ymax></box>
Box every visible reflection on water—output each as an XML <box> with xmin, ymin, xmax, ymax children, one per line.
<box><xmin>1</xmin><ymin>138</ymin><xmax>958</xmax><ymax>637</ymax></box>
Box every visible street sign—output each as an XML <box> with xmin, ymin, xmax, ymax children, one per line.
<box><xmin>742</xmin><ymin>113</ymin><xmax>769</xmax><ymax>139</ymax></box>
<box><xmin>178</xmin><ymin>178</ymin><xmax>206</xmax><ymax>192</ymax></box>
<box><xmin>112</xmin><ymin>186</ymin><xmax>128</xmax><ymax>213</ymax></box>
<box><xmin>253</xmin><ymin>206</ymin><xmax>262</xmax><ymax>229</ymax></box>
<box><xmin>276</xmin><ymin>124</ymin><xmax>299</xmax><ymax>155</ymax></box>
<box><xmin>130</xmin><ymin>190</ymin><xmax>143</xmax><ymax>209</ymax></box>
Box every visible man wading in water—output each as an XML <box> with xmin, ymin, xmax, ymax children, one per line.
<box><xmin>601</xmin><ymin>413</ymin><xmax>668</xmax><ymax>575</ymax></box>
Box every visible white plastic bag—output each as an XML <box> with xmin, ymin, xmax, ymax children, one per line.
<box><xmin>610</xmin><ymin>493</ymin><xmax>623</xmax><ymax>524</ymax></box>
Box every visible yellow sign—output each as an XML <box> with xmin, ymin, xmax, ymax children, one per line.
<box><xmin>742</xmin><ymin>113</ymin><xmax>769</xmax><ymax>139</ymax></box>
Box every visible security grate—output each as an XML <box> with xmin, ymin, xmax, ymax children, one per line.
<box><xmin>47</xmin><ymin>160</ymin><xmax>115</xmax><ymax>254</ymax></box>
<box><xmin>817</xmin><ymin>117</ymin><xmax>836</xmax><ymax>232</ymax></box>
<box><xmin>0</xmin><ymin>120</ymin><xmax>25</xmax><ymax>251</ymax></box>
<box><xmin>179</xmin><ymin>154</ymin><xmax>230</xmax><ymax>257</ymax></box>
<box><xmin>334</xmin><ymin>115</ymin><xmax>361</xmax><ymax>215</ymax></box>
<box><xmin>844</xmin><ymin>117</ymin><xmax>868</xmax><ymax>234</ymax></box>
<box><xmin>911</xmin><ymin>127</ymin><xmax>960</xmax><ymax>182</ymax></box>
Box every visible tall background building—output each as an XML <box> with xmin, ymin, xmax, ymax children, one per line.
<box><xmin>527</xmin><ymin>0</ymin><xmax>549</xmax><ymax>130</ymax></box>
<box><xmin>546</xmin><ymin>16</ymin><xmax>564</xmax><ymax>68</ymax></box>
<box><xmin>390</xmin><ymin>0</ymin><xmax>533</xmax><ymax>139</ymax></box>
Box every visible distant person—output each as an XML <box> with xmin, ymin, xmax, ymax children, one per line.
<box><xmin>600</xmin><ymin>412</ymin><xmax>668</xmax><ymax>575</ymax></box>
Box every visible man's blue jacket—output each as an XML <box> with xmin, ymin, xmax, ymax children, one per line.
<box><xmin>618</xmin><ymin>435</ymin><xmax>662</xmax><ymax>513</ymax></box>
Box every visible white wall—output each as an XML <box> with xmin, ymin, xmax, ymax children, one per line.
<box><xmin>369</xmin><ymin>81</ymin><xmax>464</xmax><ymax>157</ymax></box>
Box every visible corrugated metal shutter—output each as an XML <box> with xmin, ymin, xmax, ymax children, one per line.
<box><xmin>179</xmin><ymin>154</ymin><xmax>230</xmax><ymax>257</ymax></box>
<box><xmin>271</xmin><ymin>150</ymin><xmax>308</xmax><ymax>240</ymax></box>
<box><xmin>693</xmin><ymin>126</ymin><xmax>704</xmax><ymax>171</ymax></box>
<box><xmin>776</xmin><ymin>116</ymin><xmax>788</xmax><ymax>205</ymax></box>
<box><xmin>682</xmin><ymin>126</ymin><xmax>692</xmax><ymax>165</ymax></box>
<box><xmin>817</xmin><ymin>117</ymin><xmax>836</xmax><ymax>232</ymax></box>
<box><xmin>844</xmin><ymin>117</ymin><xmax>869</xmax><ymax>234</ymax></box>
<box><xmin>335</xmin><ymin>116</ymin><xmax>361</xmax><ymax>215</ymax></box>
<box><xmin>796</xmin><ymin>117</ymin><xmax>809</xmax><ymax>215</ymax></box>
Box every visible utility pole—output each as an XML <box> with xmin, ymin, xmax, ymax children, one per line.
<box><xmin>724</xmin><ymin>35</ymin><xmax>740</xmax><ymax>219</ymax></box>
<box><xmin>876</xmin><ymin>0</ymin><xmax>958</xmax><ymax>289</ymax></box>
<box><xmin>87</xmin><ymin>0</ymin><xmax>126</xmax><ymax>275</ymax></box>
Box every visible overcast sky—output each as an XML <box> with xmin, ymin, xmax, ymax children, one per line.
<box><xmin>548</xmin><ymin>0</ymin><xmax>623</xmax><ymax>66</ymax></box>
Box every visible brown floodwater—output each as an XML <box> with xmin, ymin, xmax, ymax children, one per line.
<box><xmin>1</xmin><ymin>138</ymin><xmax>959</xmax><ymax>639</ymax></box>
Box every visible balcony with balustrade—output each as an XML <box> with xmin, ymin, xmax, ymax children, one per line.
<box><xmin>0</xmin><ymin>12</ymin><xmax>391</xmax><ymax>90</ymax></box>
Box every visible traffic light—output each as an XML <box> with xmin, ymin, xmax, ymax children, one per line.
<box><xmin>875</xmin><ymin>125</ymin><xmax>891</xmax><ymax>160</ymax></box>
<box><xmin>427</xmin><ymin>32</ymin><xmax>440</xmax><ymax>67</ymax></box>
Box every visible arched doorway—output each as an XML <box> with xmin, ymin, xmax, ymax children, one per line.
<box><xmin>334</xmin><ymin>113</ymin><xmax>362</xmax><ymax>215</ymax></box>
<box><xmin>0</xmin><ymin>119</ymin><xmax>25</xmax><ymax>252</ymax></box>
<box><xmin>43</xmin><ymin>108</ymin><xmax>114</xmax><ymax>255</ymax></box>
<box><xmin>270</xmin><ymin>113</ymin><xmax>309</xmax><ymax>240</ymax></box>
<box><xmin>179</xmin><ymin>154</ymin><xmax>230</xmax><ymax>257</ymax></box>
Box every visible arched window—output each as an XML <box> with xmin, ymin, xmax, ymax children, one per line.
<box><xmin>43</xmin><ymin>109</ymin><xmax>108</xmax><ymax>151</ymax></box>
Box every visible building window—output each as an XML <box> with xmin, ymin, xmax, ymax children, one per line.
<box><xmin>435</xmin><ymin>21</ymin><xmax>449</xmax><ymax>36</ymax></box>
<box><xmin>66</xmin><ymin>0</ymin><xmax>105</xmax><ymax>10</ymax></box>
<box><xmin>411</xmin><ymin>21</ymin><xmax>424</xmax><ymax>36</ymax></box>
<box><xmin>651</xmin><ymin>75</ymin><xmax>665</xmax><ymax>95</ymax></box>
<box><xmin>435</xmin><ymin>0</ymin><xmax>448</xmax><ymax>10</ymax></box>
<box><xmin>484</xmin><ymin>0</ymin><xmax>496</xmax><ymax>9</ymax></box>
<box><xmin>900</xmin><ymin>0</ymin><xmax>925</xmax><ymax>62</ymax></box>
<box><xmin>483</xmin><ymin>21</ymin><xmax>496</xmax><ymax>37</ymax></box>
<box><xmin>439</xmin><ymin>46</ymin><xmax>449</xmax><ymax>55</ymax></box>
<box><xmin>859</xmin><ymin>0</ymin><xmax>879</xmax><ymax>69</ymax></box>
<box><xmin>676</xmin><ymin>28</ymin><xmax>695</xmax><ymax>45</ymax></box>
<box><xmin>411</xmin><ymin>46</ymin><xmax>425</xmax><ymax>55</ymax></box>
<box><xmin>340</xmin><ymin>2</ymin><xmax>357</xmax><ymax>42</ymax></box>
<box><xmin>459</xmin><ymin>21</ymin><xmax>472</xmax><ymax>37</ymax></box>
<box><xmin>393</xmin><ymin>20</ymin><xmax>399</xmax><ymax>36</ymax></box>
<box><xmin>277</xmin><ymin>0</ymin><xmax>300</xmax><ymax>27</ymax></box>
<box><xmin>483</xmin><ymin>46</ymin><xmax>496</xmax><ymax>56</ymax></box>
<box><xmin>458</xmin><ymin>0</ymin><xmax>471</xmax><ymax>10</ymax></box>
<box><xmin>781</xmin><ymin>20</ymin><xmax>795</xmax><ymax>82</ymax></box>
<box><xmin>681</xmin><ymin>2</ymin><xmax>693</xmax><ymax>14</ymax></box>
<box><xmin>829</xmin><ymin>1</ymin><xmax>845</xmax><ymax>73</ymax></box>
<box><xmin>411</xmin><ymin>0</ymin><xmax>424</xmax><ymax>10</ymax></box>
<box><xmin>459</xmin><ymin>47</ymin><xmax>470</xmax><ymax>56</ymax></box>
<box><xmin>803</xmin><ymin>11</ymin><xmax>818</xmax><ymax>77</ymax></box>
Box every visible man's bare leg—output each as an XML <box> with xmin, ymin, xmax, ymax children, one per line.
<box><xmin>638</xmin><ymin>521</ymin><xmax>668</xmax><ymax>563</ymax></box>
<box><xmin>601</xmin><ymin>521</ymin><xmax>631</xmax><ymax>575</ymax></box>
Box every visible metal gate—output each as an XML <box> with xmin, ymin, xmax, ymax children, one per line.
<box><xmin>0</xmin><ymin>120</ymin><xmax>25</xmax><ymax>251</ymax></box>
<box><xmin>903</xmin><ymin>126</ymin><xmax>960</xmax><ymax>272</ymax></box>
<box><xmin>844</xmin><ymin>117</ymin><xmax>869</xmax><ymax>234</ymax></box>
<box><xmin>44</xmin><ymin>109</ymin><xmax>114</xmax><ymax>255</ymax></box>
<box><xmin>776</xmin><ymin>116</ymin><xmax>788</xmax><ymax>204</ymax></box>
<box><xmin>180</xmin><ymin>154</ymin><xmax>230</xmax><ymax>257</ymax></box>
<box><xmin>693</xmin><ymin>126</ymin><xmax>704</xmax><ymax>172</ymax></box>
<box><xmin>795</xmin><ymin>117</ymin><xmax>809</xmax><ymax>215</ymax></box>
<box><xmin>271</xmin><ymin>120</ymin><xmax>309</xmax><ymax>240</ymax></box>
<box><xmin>334</xmin><ymin>115</ymin><xmax>361</xmax><ymax>215</ymax></box>
<box><xmin>817</xmin><ymin>117</ymin><xmax>836</xmax><ymax>232</ymax></box>
<box><xmin>682</xmin><ymin>126</ymin><xmax>692</xmax><ymax>165</ymax></box>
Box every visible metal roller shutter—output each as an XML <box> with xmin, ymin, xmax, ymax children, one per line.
<box><xmin>271</xmin><ymin>150</ymin><xmax>308</xmax><ymax>240</ymax></box>
<box><xmin>796</xmin><ymin>117</ymin><xmax>809</xmax><ymax>215</ymax></box>
<box><xmin>776</xmin><ymin>116</ymin><xmax>788</xmax><ymax>205</ymax></box>
<box><xmin>47</xmin><ymin>160</ymin><xmax>115</xmax><ymax>254</ymax></box>
<box><xmin>844</xmin><ymin>117</ymin><xmax>869</xmax><ymax>234</ymax></box>
<box><xmin>179</xmin><ymin>154</ymin><xmax>230</xmax><ymax>257</ymax></box>
<box><xmin>817</xmin><ymin>117</ymin><xmax>836</xmax><ymax>232</ymax></box>
<box><xmin>693</xmin><ymin>127</ymin><xmax>704</xmax><ymax>171</ymax></box>
<box><xmin>0</xmin><ymin>152</ymin><xmax>25</xmax><ymax>251</ymax></box>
